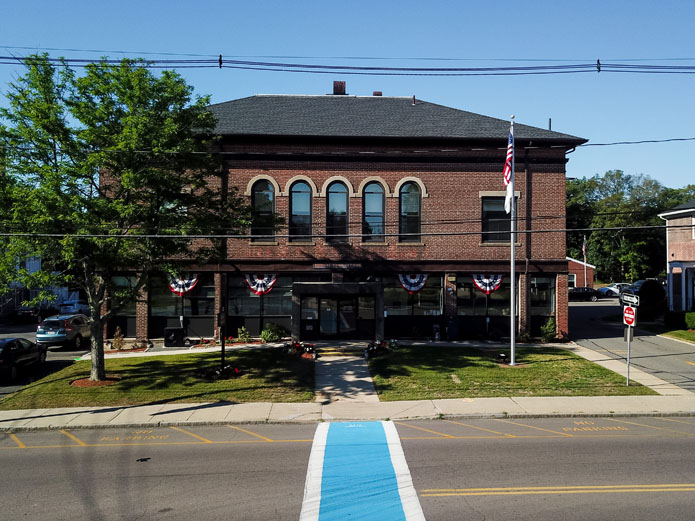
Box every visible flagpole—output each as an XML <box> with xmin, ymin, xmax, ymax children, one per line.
<box><xmin>583</xmin><ymin>235</ymin><xmax>587</xmax><ymax>287</ymax></box>
<box><xmin>509</xmin><ymin>116</ymin><xmax>516</xmax><ymax>366</ymax></box>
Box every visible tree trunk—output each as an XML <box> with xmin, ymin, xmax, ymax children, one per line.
<box><xmin>89</xmin><ymin>319</ymin><xmax>106</xmax><ymax>381</ymax></box>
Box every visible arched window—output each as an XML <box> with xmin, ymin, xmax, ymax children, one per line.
<box><xmin>289</xmin><ymin>181</ymin><xmax>312</xmax><ymax>241</ymax></box>
<box><xmin>251</xmin><ymin>180</ymin><xmax>274</xmax><ymax>241</ymax></box>
<box><xmin>363</xmin><ymin>182</ymin><xmax>384</xmax><ymax>242</ymax></box>
<box><xmin>399</xmin><ymin>182</ymin><xmax>421</xmax><ymax>242</ymax></box>
<box><xmin>326</xmin><ymin>182</ymin><xmax>348</xmax><ymax>243</ymax></box>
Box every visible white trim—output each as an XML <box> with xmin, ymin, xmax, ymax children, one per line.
<box><xmin>319</xmin><ymin>176</ymin><xmax>356</xmax><ymax>198</ymax></box>
<box><xmin>283</xmin><ymin>176</ymin><xmax>319</xmax><ymax>197</ymax></box>
<box><xmin>357</xmin><ymin>176</ymin><xmax>391</xmax><ymax>197</ymax></box>
<box><xmin>299</xmin><ymin>422</ymin><xmax>329</xmax><ymax>521</ymax></box>
<box><xmin>393</xmin><ymin>177</ymin><xmax>429</xmax><ymax>198</ymax></box>
<box><xmin>382</xmin><ymin>421</ymin><xmax>427</xmax><ymax>521</ymax></box>
<box><xmin>658</xmin><ymin>208</ymin><xmax>695</xmax><ymax>219</ymax></box>
<box><xmin>692</xmin><ymin>216</ymin><xmax>695</xmax><ymax>240</ymax></box>
<box><xmin>566</xmin><ymin>256</ymin><xmax>596</xmax><ymax>269</ymax></box>
<box><xmin>244</xmin><ymin>175</ymin><xmax>280</xmax><ymax>197</ymax></box>
<box><xmin>479</xmin><ymin>190</ymin><xmax>521</xmax><ymax>198</ymax></box>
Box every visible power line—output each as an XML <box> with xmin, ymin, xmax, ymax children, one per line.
<box><xmin>5</xmin><ymin>54</ymin><xmax>695</xmax><ymax>76</ymax></box>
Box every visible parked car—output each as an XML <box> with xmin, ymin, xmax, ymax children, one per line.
<box><xmin>597</xmin><ymin>283</ymin><xmax>630</xmax><ymax>297</ymax></box>
<box><xmin>59</xmin><ymin>299</ymin><xmax>90</xmax><ymax>316</ymax></box>
<box><xmin>619</xmin><ymin>280</ymin><xmax>666</xmax><ymax>318</ymax></box>
<box><xmin>11</xmin><ymin>303</ymin><xmax>60</xmax><ymax>324</ymax></box>
<box><xmin>36</xmin><ymin>314</ymin><xmax>91</xmax><ymax>349</ymax></box>
<box><xmin>568</xmin><ymin>287</ymin><xmax>602</xmax><ymax>302</ymax></box>
<box><xmin>0</xmin><ymin>337</ymin><xmax>47</xmax><ymax>381</ymax></box>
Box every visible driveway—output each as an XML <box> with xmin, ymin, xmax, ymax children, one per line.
<box><xmin>569</xmin><ymin>300</ymin><xmax>695</xmax><ymax>392</ymax></box>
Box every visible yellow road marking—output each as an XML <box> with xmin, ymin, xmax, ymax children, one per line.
<box><xmin>445</xmin><ymin>419</ymin><xmax>516</xmax><ymax>437</ymax></box>
<box><xmin>8</xmin><ymin>433</ymin><xmax>26</xmax><ymax>448</ymax></box>
<box><xmin>686</xmin><ymin>361</ymin><xmax>695</xmax><ymax>366</ymax></box>
<box><xmin>170</xmin><ymin>426</ymin><xmax>213</xmax><ymax>443</ymax></box>
<box><xmin>494</xmin><ymin>419</ymin><xmax>573</xmax><ymax>437</ymax></box>
<box><xmin>226</xmin><ymin>425</ymin><xmax>274</xmax><ymax>442</ymax></box>
<box><xmin>655</xmin><ymin>417</ymin><xmax>695</xmax><ymax>426</ymax></box>
<box><xmin>422</xmin><ymin>484</ymin><xmax>695</xmax><ymax>497</ymax></box>
<box><xmin>59</xmin><ymin>430</ymin><xmax>87</xmax><ymax>446</ymax></box>
<box><xmin>396</xmin><ymin>422</ymin><xmax>454</xmax><ymax>438</ymax></box>
<box><xmin>605</xmin><ymin>418</ymin><xmax>695</xmax><ymax>436</ymax></box>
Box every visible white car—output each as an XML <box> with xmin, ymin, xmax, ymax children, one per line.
<box><xmin>59</xmin><ymin>299</ymin><xmax>90</xmax><ymax>316</ymax></box>
<box><xmin>597</xmin><ymin>283</ymin><xmax>630</xmax><ymax>297</ymax></box>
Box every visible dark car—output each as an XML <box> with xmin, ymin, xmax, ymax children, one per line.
<box><xmin>619</xmin><ymin>280</ymin><xmax>666</xmax><ymax>318</ymax></box>
<box><xmin>0</xmin><ymin>337</ymin><xmax>47</xmax><ymax>381</ymax></box>
<box><xmin>568</xmin><ymin>287</ymin><xmax>601</xmax><ymax>302</ymax></box>
<box><xmin>11</xmin><ymin>303</ymin><xmax>60</xmax><ymax>324</ymax></box>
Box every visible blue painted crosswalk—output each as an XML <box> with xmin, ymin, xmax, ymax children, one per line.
<box><xmin>300</xmin><ymin>421</ymin><xmax>425</xmax><ymax>521</ymax></box>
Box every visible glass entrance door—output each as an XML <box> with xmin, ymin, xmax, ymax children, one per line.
<box><xmin>318</xmin><ymin>297</ymin><xmax>358</xmax><ymax>338</ymax></box>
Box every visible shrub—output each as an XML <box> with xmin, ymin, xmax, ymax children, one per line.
<box><xmin>685</xmin><ymin>312</ymin><xmax>695</xmax><ymax>330</ymax></box>
<box><xmin>540</xmin><ymin>317</ymin><xmax>556</xmax><ymax>343</ymax></box>
<box><xmin>237</xmin><ymin>326</ymin><xmax>251</xmax><ymax>343</ymax></box>
<box><xmin>111</xmin><ymin>326</ymin><xmax>126</xmax><ymax>350</ymax></box>
<box><xmin>260</xmin><ymin>323</ymin><xmax>286</xmax><ymax>343</ymax></box>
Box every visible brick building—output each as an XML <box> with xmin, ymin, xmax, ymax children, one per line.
<box><xmin>112</xmin><ymin>84</ymin><xmax>586</xmax><ymax>342</ymax></box>
<box><xmin>567</xmin><ymin>257</ymin><xmax>595</xmax><ymax>288</ymax></box>
<box><xmin>659</xmin><ymin>200</ymin><xmax>695</xmax><ymax>312</ymax></box>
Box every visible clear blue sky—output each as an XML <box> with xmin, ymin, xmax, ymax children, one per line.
<box><xmin>2</xmin><ymin>0</ymin><xmax>694</xmax><ymax>189</ymax></box>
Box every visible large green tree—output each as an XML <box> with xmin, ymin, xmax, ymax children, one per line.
<box><xmin>567</xmin><ymin>170</ymin><xmax>695</xmax><ymax>283</ymax></box>
<box><xmin>0</xmin><ymin>55</ymin><xmax>249</xmax><ymax>380</ymax></box>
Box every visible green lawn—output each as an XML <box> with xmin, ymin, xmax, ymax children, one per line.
<box><xmin>661</xmin><ymin>329</ymin><xmax>695</xmax><ymax>344</ymax></box>
<box><xmin>369</xmin><ymin>345</ymin><xmax>657</xmax><ymax>401</ymax></box>
<box><xmin>0</xmin><ymin>349</ymin><xmax>314</xmax><ymax>410</ymax></box>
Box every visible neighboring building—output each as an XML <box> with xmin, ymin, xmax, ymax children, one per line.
<box><xmin>111</xmin><ymin>83</ymin><xmax>586</xmax><ymax>341</ymax></box>
<box><xmin>567</xmin><ymin>257</ymin><xmax>595</xmax><ymax>288</ymax></box>
<box><xmin>659</xmin><ymin>200</ymin><xmax>695</xmax><ymax>312</ymax></box>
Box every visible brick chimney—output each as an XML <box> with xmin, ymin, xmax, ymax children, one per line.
<box><xmin>333</xmin><ymin>81</ymin><xmax>346</xmax><ymax>95</ymax></box>
<box><xmin>373</xmin><ymin>91</ymin><xmax>382</xmax><ymax>96</ymax></box>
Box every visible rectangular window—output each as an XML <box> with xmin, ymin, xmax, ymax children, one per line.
<box><xmin>568</xmin><ymin>274</ymin><xmax>577</xmax><ymax>288</ymax></box>
<box><xmin>692</xmin><ymin>217</ymin><xmax>695</xmax><ymax>240</ymax></box>
<box><xmin>530</xmin><ymin>276</ymin><xmax>556</xmax><ymax>316</ymax></box>
<box><xmin>383</xmin><ymin>275</ymin><xmax>442</xmax><ymax>316</ymax></box>
<box><xmin>482</xmin><ymin>197</ymin><xmax>511</xmax><ymax>243</ymax></box>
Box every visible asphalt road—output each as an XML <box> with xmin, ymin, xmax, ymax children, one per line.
<box><xmin>1</xmin><ymin>418</ymin><xmax>694</xmax><ymax>520</ymax></box>
<box><xmin>569</xmin><ymin>300</ymin><xmax>695</xmax><ymax>391</ymax></box>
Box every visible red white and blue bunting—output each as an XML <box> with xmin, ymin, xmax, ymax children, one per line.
<box><xmin>398</xmin><ymin>274</ymin><xmax>429</xmax><ymax>294</ymax></box>
<box><xmin>245</xmin><ymin>273</ymin><xmax>277</xmax><ymax>295</ymax></box>
<box><xmin>472</xmin><ymin>274</ymin><xmax>504</xmax><ymax>295</ymax></box>
<box><xmin>168</xmin><ymin>273</ymin><xmax>199</xmax><ymax>296</ymax></box>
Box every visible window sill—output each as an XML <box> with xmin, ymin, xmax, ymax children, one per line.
<box><xmin>361</xmin><ymin>242</ymin><xmax>389</xmax><ymax>246</ymax></box>
<box><xmin>249</xmin><ymin>241</ymin><xmax>279</xmax><ymax>246</ymax></box>
<box><xmin>479</xmin><ymin>242</ymin><xmax>521</xmax><ymax>247</ymax></box>
<box><xmin>288</xmin><ymin>241</ymin><xmax>316</xmax><ymax>246</ymax></box>
<box><xmin>397</xmin><ymin>242</ymin><xmax>425</xmax><ymax>247</ymax></box>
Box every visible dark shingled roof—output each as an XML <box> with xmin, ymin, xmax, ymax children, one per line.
<box><xmin>670</xmin><ymin>200</ymin><xmax>695</xmax><ymax>211</ymax></box>
<box><xmin>208</xmin><ymin>95</ymin><xmax>586</xmax><ymax>144</ymax></box>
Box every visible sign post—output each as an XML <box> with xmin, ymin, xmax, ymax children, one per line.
<box><xmin>623</xmin><ymin>305</ymin><xmax>636</xmax><ymax>385</ymax></box>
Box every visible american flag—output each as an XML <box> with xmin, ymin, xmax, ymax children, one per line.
<box><xmin>503</xmin><ymin>123</ymin><xmax>514</xmax><ymax>214</ymax></box>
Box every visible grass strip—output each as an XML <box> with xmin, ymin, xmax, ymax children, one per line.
<box><xmin>0</xmin><ymin>349</ymin><xmax>314</xmax><ymax>410</ymax></box>
<box><xmin>369</xmin><ymin>345</ymin><xmax>658</xmax><ymax>401</ymax></box>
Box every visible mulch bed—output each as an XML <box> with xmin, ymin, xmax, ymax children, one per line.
<box><xmin>71</xmin><ymin>375</ymin><xmax>122</xmax><ymax>387</ymax></box>
<box><xmin>104</xmin><ymin>347</ymin><xmax>148</xmax><ymax>354</ymax></box>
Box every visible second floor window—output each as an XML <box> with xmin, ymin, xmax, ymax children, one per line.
<box><xmin>326</xmin><ymin>182</ymin><xmax>348</xmax><ymax>243</ymax></box>
<box><xmin>482</xmin><ymin>197</ymin><xmax>511</xmax><ymax>243</ymax></box>
<box><xmin>251</xmin><ymin>180</ymin><xmax>274</xmax><ymax>241</ymax></box>
<box><xmin>289</xmin><ymin>181</ymin><xmax>312</xmax><ymax>241</ymax></box>
<box><xmin>363</xmin><ymin>182</ymin><xmax>384</xmax><ymax>242</ymax></box>
<box><xmin>399</xmin><ymin>182</ymin><xmax>421</xmax><ymax>242</ymax></box>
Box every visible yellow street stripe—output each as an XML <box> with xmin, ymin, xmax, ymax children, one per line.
<box><xmin>59</xmin><ymin>430</ymin><xmax>87</xmax><ymax>446</ymax></box>
<box><xmin>494</xmin><ymin>419</ymin><xmax>573</xmax><ymax>437</ymax></box>
<box><xmin>686</xmin><ymin>361</ymin><xmax>695</xmax><ymax>366</ymax></box>
<box><xmin>655</xmin><ymin>417</ymin><xmax>695</xmax><ymax>426</ymax></box>
<box><xmin>422</xmin><ymin>484</ymin><xmax>695</xmax><ymax>497</ymax></box>
<box><xmin>395</xmin><ymin>422</ymin><xmax>454</xmax><ymax>438</ymax></box>
<box><xmin>170</xmin><ymin>426</ymin><xmax>213</xmax><ymax>443</ymax></box>
<box><xmin>445</xmin><ymin>419</ymin><xmax>516</xmax><ymax>437</ymax></box>
<box><xmin>605</xmin><ymin>418</ymin><xmax>695</xmax><ymax>436</ymax></box>
<box><xmin>8</xmin><ymin>433</ymin><xmax>26</xmax><ymax>448</ymax></box>
<box><xmin>226</xmin><ymin>424</ymin><xmax>274</xmax><ymax>442</ymax></box>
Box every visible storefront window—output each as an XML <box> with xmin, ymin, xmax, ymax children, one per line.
<box><xmin>150</xmin><ymin>273</ymin><xmax>215</xmax><ymax>316</ymax></box>
<box><xmin>457</xmin><ymin>275</ymin><xmax>511</xmax><ymax>316</ymax></box>
<box><xmin>530</xmin><ymin>276</ymin><xmax>555</xmax><ymax>315</ymax></box>
<box><xmin>383</xmin><ymin>275</ymin><xmax>442</xmax><ymax>316</ymax></box>
<box><xmin>111</xmin><ymin>275</ymin><xmax>137</xmax><ymax>316</ymax></box>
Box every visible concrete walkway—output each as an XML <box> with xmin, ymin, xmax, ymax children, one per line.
<box><xmin>2</xmin><ymin>340</ymin><xmax>695</xmax><ymax>432</ymax></box>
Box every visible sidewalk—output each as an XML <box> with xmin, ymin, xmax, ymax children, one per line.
<box><xmin>1</xmin><ymin>341</ymin><xmax>694</xmax><ymax>431</ymax></box>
